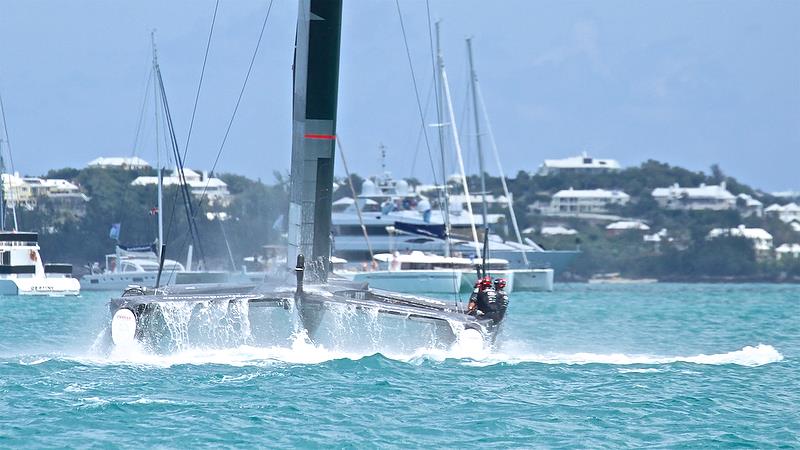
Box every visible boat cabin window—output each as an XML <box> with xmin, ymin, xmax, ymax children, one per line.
<box><xmin>1</xmin><ymin>251</ymin><xmax>9</xmax><ymax>265</ymax></box>
<box><xmin>403</xmin><ymin>263</ymin><xmax>435</xmax><ymax>270</ymax></box>
<box><xmin>138</xmin><ymin>262</ymin><xmax>161</xmax><ymax>272</ymax></box>
<box><xmin>121</xmin><ymin>262</ymin><xmax>139</xmax><ymax>272</ymax></box>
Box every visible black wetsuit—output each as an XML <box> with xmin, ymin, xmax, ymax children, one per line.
<box><xmin>494</xmin><ymin>289</ymin><xmax>509</xmax><ymax>322</ymax></box>
<box><xmin>470</xmin><ymin>287</ymin><xmax>501</xmax><ymax>322</ymax></box>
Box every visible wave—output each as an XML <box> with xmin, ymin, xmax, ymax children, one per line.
<box><xmin>58</xmin><ymin>337</ymin><xmax>783</xmax><ymax>369</ymax></box>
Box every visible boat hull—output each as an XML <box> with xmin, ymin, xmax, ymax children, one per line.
<box><xmin>81</xmin><ymin>271</ymin><xmax>266</xmax><ymax>291</ymax></box>
<box><xmin>81</xmin><ymin>273</ymin><xmax>159</xmax><ymax>291</ymax></box>
<box><xmin>508</xmin><ymin>269</ymin><xmax>554</xmax><ymax>292</ymax></box>
<box><xmin>0</xmin><ymin>277</ymin><xmax>80</xmax><ymax>296</ymax></box>
<box><xmin>347</xmin><ymin>270</ymin><xmax>463</xmax><ymax>294</ymax></box>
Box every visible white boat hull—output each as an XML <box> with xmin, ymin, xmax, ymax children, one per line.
<box><xmin>81</xmin><ymin>273</ymin><xmax>159</xmax><ymax>291</ymax></box>
<box><xmin>346</xmin><ymin>270</ymin><xmax>463</xmax><ymax>294</ymax></box>
<box><xmin>344</xmin><ymin>268</ymin><xmax>554</xmax><ymax>295</ymax></box>
<box><xmin>508</xmin><ymin>268</ymin><xmax>554</xmax><ymax>292</ymax></box>
<box><xmin>459</xmin><ymin>269</ymin><xmax>553</xmax><ymax>293</ymax></box>
<box><xmin>0</xmin><ymin>277</ymin><xmax>80</xmax><ymax>296</ymax></box>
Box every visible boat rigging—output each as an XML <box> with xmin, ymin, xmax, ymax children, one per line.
<box><xmin>107</xmin><ymin>0</ymin><xmax>511</xmax><ymax>350</ymax></box>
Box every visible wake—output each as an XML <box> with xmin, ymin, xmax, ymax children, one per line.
<box><xmin>458</xmin><ymin>343</ymin><xmax>784</xmax><ymax>368</ymax></box>
<box><xmin>57</xmin><ymin>337</ymin><xmax>783</xmax><ymax>369</ymax></box>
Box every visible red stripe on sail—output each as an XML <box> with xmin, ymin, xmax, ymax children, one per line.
<box><xmin>304</xmin><ymin>133</ymin><xmax>336</xmax><ymax>140</ymax></box>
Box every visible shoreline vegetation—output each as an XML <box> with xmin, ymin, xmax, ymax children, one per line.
<box><xmin>9</xmin><ymin>160</ymin><xmax>800</xmax><ymax>282</ymax></box>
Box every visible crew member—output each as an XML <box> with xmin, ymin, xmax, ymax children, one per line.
<box><xmin>493</xmin><ymin>278</ymin><xmax>509</xmax><ymax>322</ymax></box>
<box><xmin>467</xmin><ymin>276</ymin><xmax>495</xmax><ymax>317</ymax></box>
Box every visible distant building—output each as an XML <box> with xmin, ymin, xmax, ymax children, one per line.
<box><xmin>708</xmin><ymin>224</ymin><xmax>773</xmax><ymax>257</ymax></box>
<box><xmin>87</xmin><ymin>156</ymin><xmax>151</xmax><ymax>170</ymax></box>
<box><xmin>643</xmin><ymin>228</ymin><xmax>670</xmax><ymax>251</ymax></box>
<box><xmin>537</xmin><ymin>152</ymin><xmax>621</xmax><ymax>176</ymax></box>
<box><xmin>643</xmin><ymin>228</ymin><xmax>669</xmax><ymax>241</ymax></box>
<box><xmin>540</xmin><ymin>225</ymin><xmax>578</xmax><ymax>236</ymax></box>
<box><xmin>736</xmin><ymin>193</ymin><xmax>763</xmax><ymax>218</ymax></box>
<box><xmin>764</xmin><ymin>203</ymin><xmax>800</xmax><ymax>223</ymax></box>
<box><xmin>651</xmin><ymin>182</ymin><xmax>736</xmax><ymax>211</ymax></box>
<box><xmin>131</xmin><ymin>168</ymin><xmax>230</xmax><ymax>206</ymax></box>
<box><xmin>606</xmin><ymin>220</ymin><xmax>650</xmax><ymax>235</ymax></box>
<box><xmin>771</xmin><ymin>191</ymin><xmax>800</xmax><ymax>200</ymax></box>
<box><xmin>1</xmin><ymin>172</ymin><xmax>89</xmax><ymax>218</ymax></box>
<box><xmin>549</xmin><ymin>188</ymin><xmax>629</xmax><ymax>215</ymax></box>
<box><xmin>776</xmin><ymin>243</ymin><xmax>800</xmax><ymax>260</ymax></box>
<box><xmin>1</xmin><ymin>173</ymin><xmax>35</xmax><ymax>209</ymax></box>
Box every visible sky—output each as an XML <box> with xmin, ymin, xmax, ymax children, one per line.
<box><xmin>0</xmin><ymin>0</ymin><xmax>798</xmax><ymax>191</ymax></box>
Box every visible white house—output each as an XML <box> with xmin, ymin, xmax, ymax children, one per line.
<box><xmin>540</xmin><ymin>225</ymin><xmax>578</xmax><ymax>236</ymax></box>
<box><xmin>643</xmin><ymin>228</ymin><xmax>669</xmax><ymax>242</ymax></box>
<box><xmin>737</xmin><ymin>193</ymin><xmax>763</xmax><ymax>217</ymax></box>
<box><xmin>764</xmin><ymin>203</ymin><xmax>800</xmax><ymax>224</ymax></box>
<box><xmin>549</xmin><ymin>188</ymin><xmax>630</xmax><ymax>214</ymax></box>
<box><xmin>131</xmin><ymin>168</ymin><xmax>230</xmax><ymax>205</ymax></box>
<box><xmin>776</xmin><ymin>243</ymin><xmax>800</xmax><ymax>260</ymax></box>
<box><xmin>1</xmin><ymin>173</ymin><xmax>35</xmax><ymax>209</ymax></box>
<box><xmin>651</xmin><ymin>182</ymin><xmax>736</xmax><ymax>211</ymax></box>
<box><xmin>708</xmin><ymin>224</ymin><xmax>773</xmax><ymax>256</ymax></box>
<box><xmin>1</xmin><ymin>173</ymin><xmax>87</xmax><ymax>211</ymax></box>
<box><xmin>87</xmin><ymin>156</ymin><xmax>151</xmax><ymax>170</ymax></box>
<box><xmin>537</xmin><ymin>152</ymin><xmax>621</xmax><ymax>176</ymax></box>
<box><xmin>606</xmin><ymin>220</ymin><xmax>650</xmax><ymax>234</ymax></box>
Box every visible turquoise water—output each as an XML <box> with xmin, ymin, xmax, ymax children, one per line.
<box><xmin>1</xmin><ymin>283</ymin><xmax>798</xmax><ymax>447</ymax></box>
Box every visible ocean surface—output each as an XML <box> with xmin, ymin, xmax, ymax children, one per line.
<box><xmin>0</xmin><ymin>283</ymin><xmax>797</xmax><ymax>448</ymax></box>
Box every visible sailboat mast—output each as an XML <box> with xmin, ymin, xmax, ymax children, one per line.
<box><xmin>287</xmin><ymin>0</ymin><xmax>343</xmax><ymax>278</ymax></box>
<box><xmin>0</xmin><ymin>139</ymin><xmax>5</xmax><ymax>232</ymax></box>
<box><xmin>438</xmin><ymin>32</ymin><xmax>480</xmax><ymax>252</ymax></box>
<box><xmin>466</xmin><ymin>38</ymin><xmax>488</xmax><ymax>229</ymax></box>
<box><xmin>474</xmin><ymin>67</ymin><xmax>530</xmax><ymax>265</ymax></box>
<box><xmin>0</xmin><ymin>91</ymin><xmax>17</xmax><ymax>232</ymax></box>
<box><xmin>435</xmin><ymin>22</ymin><xmax>451</xmax><ymax>257</ymax></box>
<box><xmin>152</xmin><ymin>32</ymin><xmax>164</xmax><ymax>260</ymax></box>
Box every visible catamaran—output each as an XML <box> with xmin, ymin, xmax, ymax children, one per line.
<box><xmin>80</xmin><ymin>244</ymin><xmax>185</xmax><ymax>291</ymax></box>
<box><xmin>0</xmin><ymin>100</ymin><xmax>80</xmax><ymax>296</ymax></box>
<box><xmin>338</xmin><ymin>250</ymin><xmax>513</xmax><ymax>294</ymax></box>
<box><xmin>107</xmin><ymin>0</ymin><xmax>509</xmax><ymax>349</ymax></box>
<box><xmin>0</xmin><ymin>231</ymin><xmax>80</xmax><ymax>296</ymax></box>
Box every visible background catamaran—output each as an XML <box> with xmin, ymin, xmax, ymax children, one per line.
<box><xmin>0</xmin><ymin>93</ymin><xmax>80</xmax><ymax>296</ymax></box>
<box><xmin>108</xmin><ymin>0</ymin><xmax>508</xmax><ymax>349</ymax></box>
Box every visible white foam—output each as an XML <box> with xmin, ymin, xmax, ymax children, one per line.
<box><xmin>75</xmin><ymin>331</ymin><xmax>370</xmax><ymax>368</ymax></box>
<box><xmin>463</xmin><ymin>344</ymin><xmax>784</xmax><ymax>368</ymax></box>
<box><xmin>65</xmin><ymin>331</ymin><xmax>784</xmax><ymax>370</ymax></box>
<box><xmin>129</xmin><ymin>397</ymin><xmax>177</xmax><ymax>405</ymax></box>
<box><xmin>18</xmin><ymin>356</ymin><xmax>51</xmax><ymax>366</ymax></box>
<box><xmin>618</xmin><ymin>368</ymin><xmax>664</xmax><ymax>374</ymax></box>
<box><xmin>81</xmin><ymin>396</ymin><xmax>109</xmax><ymax>406</ymax></box>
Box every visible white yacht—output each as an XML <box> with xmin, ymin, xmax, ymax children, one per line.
<box><xmin>0</xmin><ymin>231</ymin><xmax>80</xmax><ymax>296</ymax></box>
<box><xmin>332</xmin><ymin>174</ymin><xmax>579</xmax><ymax>272</ymax></box>
<box><xmin>339</xmin><ymin>250</ymin><xmax>553</xmax><ymax>294</ymax></box>
<box><xmin>80</xmin><ymin>244</ymin><xmax>185</xmax><ymax>291</ymax></box>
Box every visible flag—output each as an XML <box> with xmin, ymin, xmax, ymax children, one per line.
<box><xmin>109</xmin><ymin>223</ymin><xmax>121</xmax><ymax>241</ymax></box>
